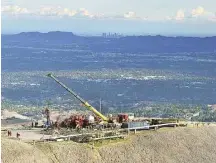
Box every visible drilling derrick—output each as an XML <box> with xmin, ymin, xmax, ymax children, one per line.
<box><xmin>44</xmin><ymin>108</ymin><xmax>50</xmax><ymax>126</ymax></box>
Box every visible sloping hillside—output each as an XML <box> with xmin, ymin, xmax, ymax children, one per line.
<box><xmin>2</xmin><ymin>126</ymin><xmax>216</xmax><ymax>163</ymax></box>
<box><xmin>1</xmin><ymin>138</ymin><xmax>50</xmax><ymax>163</ymax></box>
<box><xmin>98</xmin><ymin>126</ymin><xmax>216</xmax><ymax>163</ymax></box>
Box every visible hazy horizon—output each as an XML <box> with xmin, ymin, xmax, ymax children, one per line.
<box><xmin>2</xmin><ymin>0</ymin><xmax>216</xmax><ymax>36</ymax></box>
<box><xmin>2</xmin><ymin>30</ymin><xmax>216</xmax><ymax>37</ymax></box>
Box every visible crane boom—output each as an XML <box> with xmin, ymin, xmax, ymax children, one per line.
<box><xmin>47</xmin><ymin>73</ymin><xmax>108</xmax><ymax>121</ymax></box>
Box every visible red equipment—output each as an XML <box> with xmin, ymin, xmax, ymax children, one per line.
<box><xmin>118</xmin><ymin>114</ymin><xmax>129</xmax><ymax>123</ymax></box>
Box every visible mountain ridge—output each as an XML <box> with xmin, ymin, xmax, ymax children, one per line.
<box><xmin>2</xmin><ymin>31</ymin><xmax>216</xmax><ymax>38</ymax></box>
<box><xmin>2</xmin><ymin>31</ymin><xmax>216</xmax><ymax>53</ymax></box>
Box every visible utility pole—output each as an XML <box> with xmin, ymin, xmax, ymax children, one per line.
<box><xmin>121</xmin><ymin>103</ymin><xmax>123</xmax><ymax>113</ymax></box>
<box><xmin>99</xmin><ymin>98</ymin><xmax>102</xmax><ymax>113</ymax></box>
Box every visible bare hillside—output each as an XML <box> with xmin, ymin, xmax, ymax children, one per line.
<box><xmin>1</xmin><ymin>138</ymin><xmax>50</xmax><ymax>163</ymax></box>
<box><xmin>2</xmin><ymin>126</ymin><xmax>216</xmax><ymax>163</ymax></box>
<box><xmin>98</xmin><ymin>127</ymin><xmax>216</xmax><ymax>163</ymax></box>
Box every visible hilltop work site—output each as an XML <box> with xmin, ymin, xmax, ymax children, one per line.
<box><xmin>2</xmin><ymin>73</ymin><xmax>216</xmax><ymax>163</ymax></box>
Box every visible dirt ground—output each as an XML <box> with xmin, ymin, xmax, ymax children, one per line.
<box><xmin>2</xmin><ymin>129</ymin><xmax>52</xmax><ymax>141</ymax></box>
<box><xmin>2</xmin><ymin>126</ymin><xmax>216</xmax><ymax>163</ymax></box>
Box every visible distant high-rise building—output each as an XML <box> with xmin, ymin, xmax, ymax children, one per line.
<box><xmin>101</xmin><ymin>32</ymin><xmax>122</xmax><ymax>38</ymax></box>
<box><xmin>102</xmin><ymin>33</ymin><xmax>107</xmax><ymax>38</ymax></box>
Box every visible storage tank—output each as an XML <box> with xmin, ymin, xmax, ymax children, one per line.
<box><xmin>88</xmin><ymin>115</ymin><xmax>95</xmax><ymax>124</ymax></box>
<box><xmin>128</xmin><ymin>113</ymin><xmax>135</xmax><ymax>120</ymax></box>
<box><xmin>108</xmin><ymin>114</ymin><xmax>113</xmax><ymax>118</ymax></box>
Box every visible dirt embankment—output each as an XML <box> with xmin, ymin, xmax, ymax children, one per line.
<box><xmin>2</xmin><ymin>126</ymin><xmax>216</xmax><ymax>163</ymax></box>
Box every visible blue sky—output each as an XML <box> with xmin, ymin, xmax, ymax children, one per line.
<box><xmin>2</xmin><ymin>0</ymin><xmax>216</xmax><ymax>36</ymax></box>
